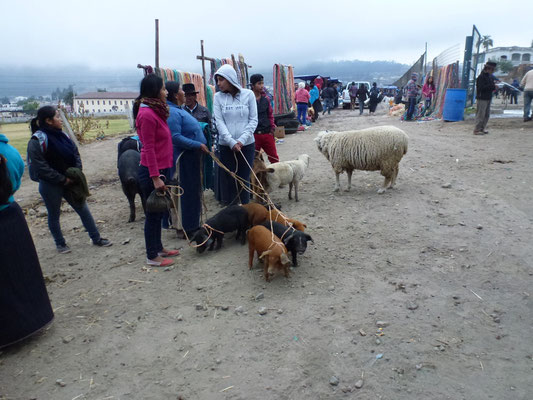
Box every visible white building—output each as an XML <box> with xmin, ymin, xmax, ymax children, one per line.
<box><xmin>74</xmin><ymin>92</ymin><xmax>138</xmax><ymax>115</ymax></box>
<box><xmin>479</xmin><ymin>46</ymin><xmax>532</xmax><ymax>66</ymax></box>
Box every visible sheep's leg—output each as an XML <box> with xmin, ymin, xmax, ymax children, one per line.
<box><xmin>390</xmin><ymin>166</ymin><xmax>399</xmax><ymax>188</ymax></box>
<box><xmin>334</xmin><ymin>172</ymin><xmax>341</xmax><ymax>192</ymax></box>
<box><xmin>344</xmin><ymin>170</ymin><xmax>352</xmax><ymax>192</ymax></box>
<box><xmin>288</xmin><ymin>182</ymin><xmax>293</xmax><ymax>200</ymax></box>
<box><xmin>294</xmin><ymin>181</ymin><xmax>299</xmax><ymax>202</ymax></box>
<box><xmin>378</xmin><ymin>170</ymin><xmax>392</xmax><ymax>194</ymax></box>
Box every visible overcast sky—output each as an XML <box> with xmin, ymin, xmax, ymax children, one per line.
<box><xmin>4</xmin><ymin>0</ymin><xmax>532</xmax><ymax>72</ymax></box>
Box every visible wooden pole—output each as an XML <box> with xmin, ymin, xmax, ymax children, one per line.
<box><xmin>155</xmin><ymin>19</ymin><xmax>159</xmax><ymax>68</ymax></box>
<box><xmin>58</xmin><ymin>109</ymin><xmax>79</xmax><ymax>147</ymax></box>
<box><xmin>200</xmin><ymin>40</ymin><xmax>208</xmax><ymax>103</ymax></box>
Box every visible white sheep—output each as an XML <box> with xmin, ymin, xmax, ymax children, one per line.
<box><xmin>261</xmin><ymin>154</ymin><xmax>310</xmax><ymax>201</ymax></box>
<box><xmin>315</xmin><ymin>126</ymin><xmax>408</xmax><ymax>194</ymax></box>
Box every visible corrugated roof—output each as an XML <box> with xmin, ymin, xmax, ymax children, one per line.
<box><xmin>75</xmin><ymin>92</ymin><xmax>138</xmax><ymax>100</ymax></box>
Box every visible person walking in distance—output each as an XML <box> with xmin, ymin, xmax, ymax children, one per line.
<box><xmin>520</xmin><ymin>67</ymin><xmax>533</xmax><ymax>122</ymax></box>
<box><xmin>250</xmin><ymin>74</ymin><xmax>279</xmax><ymax>164</ymax></box>
<box><xmin>349</xmin><ymin>82</ymin><xmax>358</xmax><ymax>110</ymax></box>
<box><xmin>309</xmin><ymin>81</ymin><xmax>322</xmax><ymax>121</ymax></box>
<box><xmin>322</xmin><ymin>83</ymin><xmax>336</xmax><ymax>115</ymax></box>
<box><xmin>474</xmin><ymin>61</ymin><xmax>497</xmax><ymax>134</ymax></box>
<box><xmin>356</xmin><ymin>84</ymin><xmax>370</xmax><ymax>115</ymax></box>
<box><xmin>294</xmin><ymin>81</ymin><xmax>310</xmax><ymax>126</ymax></box>
<box><xmin>405</xmin><ymin>73</ymin><xmax>419</xmax><ymax>121</ymax></box>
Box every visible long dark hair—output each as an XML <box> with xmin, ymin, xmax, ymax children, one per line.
<box><xmin>0</xmin><ymin>155</ymin><xmax>13</xmax><ymax>205</ymax></box>
<box><xmin>30</xmin><ymin>105</ymin><xmax>57</xmax><ymax>134</ymax></box>
<box><xmin>133</xmin><ymin>74</ymin><xmax>164</xmax><ymax>121</ymax></box>
<box><xmin>166</xmin><ymin>81</ymin><xmax>180</xmax><ymax>103</ymax></box>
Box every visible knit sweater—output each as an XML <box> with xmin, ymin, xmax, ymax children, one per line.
<box><xmin>136</xmin><ymin>104</ymin><xmax>173</xmax><ymax>177</ymax></box>
<box><xmin>521</xmin><ymin>69</ymin><xmax>533</xmax><ymax>91</ymax></box>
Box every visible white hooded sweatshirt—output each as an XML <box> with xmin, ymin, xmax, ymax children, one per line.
<box><xmin>213</xmin><ymin>64</ymin><xmax>258</xmax><ymax>148</ymax></box>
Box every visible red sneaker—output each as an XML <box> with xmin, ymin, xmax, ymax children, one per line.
<box><xmin>158</xmin><ymin>249</ymin><xmax>180</xmax><ymax>257</ymax></box>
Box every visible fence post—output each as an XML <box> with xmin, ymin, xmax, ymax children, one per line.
<box><xmin>124</xmin><ymin>102</ymin><xmax>135</xmax><ymax>130</ymax></box>
<box><xmin>58</xmin><ymin>109</ymin><xmax>79</xmax><ymax>147</ymax></box>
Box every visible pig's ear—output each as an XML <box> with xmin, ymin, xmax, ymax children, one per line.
<box><xmin>280</xmin><ymin>252</ymin><xmax>291</xmax><ymax>265</ymax></box>
<box><xmin>259</xmin><ymin>250</ymin><xmax>272</xmax><ymax>260</ymax></box>
<box><xmin>266</xmin><ymin>168</ymin><xmax>275</xmax><ymax>173</ymax></box>
<box><xmin>283</xmin><ymin>234</ymin><xmax>294</xmax><ymax>246</ymax></box>
<box><xmin>304</xmin><ymin>234</ymin><xmax>314</xmax><ymax>244</ymax></box>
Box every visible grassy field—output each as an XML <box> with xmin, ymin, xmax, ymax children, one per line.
<box><xmin>0</xmin><ymin>117</ymin><xmax>132</xmax><ymax>157</ymax></box>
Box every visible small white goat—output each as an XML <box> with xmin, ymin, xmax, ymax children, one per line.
<box><xmin>262</xmin><ymin>154</ymin><xmax>310</xmax><ymax>202</ymax></box>
<box><xmin>315</xmin><ymin>126</ymin><xmax>408</xmax><ymax>194</ymax></box>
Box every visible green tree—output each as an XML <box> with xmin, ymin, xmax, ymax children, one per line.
<box><xmin>0</xmin><ymin>96</ymin><xmax>10</xmax><ymax>104</ymax></box>
<box><xmin>62</xmin><ymin>85</ymin><xmax>76</xmax><ymax>107</ymax></box>
<box><xmin>478</xmin><ymin>35</ymin><xmax>494</xmax><ymax>52</ymax></box>
<box><xmin>497</xmin><ymin>59</ymin><xmax>514</xmax><ymax>73</ymax></box>
<box><xmin>97</xmin><ymin>88</ymin><xmax>107</xmax><ymax>92</ymax></box>
<box><xmin>22</xmin><ymin>101</ymin><xmax>39</xmax><ymax>113</ymax></box>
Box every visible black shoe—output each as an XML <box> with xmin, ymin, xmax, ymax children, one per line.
<box><xmin>93</xmin><ymin>238</ymin><xmax>112</xmax><ymax>247</ymax></box>
<box><xmin>525</xmin><ymin>117</ymin><xmax>532</xmax><ymax>122</ymax></box>
<box><xmin>56</xmin><ymin>244</ymin><xmax>71</xmax><ymax>254</ymax></box>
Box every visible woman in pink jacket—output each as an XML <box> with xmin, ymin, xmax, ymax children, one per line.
<box><xmin>295</xmin><ymin>82</ymin><xmax>311</xmax><ymax>125</ymax></box>
<box><xmin>133</xmin><ymin>74</ymin><xmax>179</xmax><ymax>267</ymax></box>
<box><xmin>422</xmin><ymin>76</ymin><xmax>436</xmax><ymax>111</ymax></box>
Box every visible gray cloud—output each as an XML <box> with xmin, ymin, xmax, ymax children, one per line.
<box><xmin>4</xmin><ymin>0</ymin><xmax>532</xmax><ymax>73</ymax></box>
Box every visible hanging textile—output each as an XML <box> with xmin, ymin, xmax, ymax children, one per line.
<box><xmin>145</xmin><ymin>66</ymin><xmax>210</xmax><ymax>108</ymax></box>
<box><xmin>273</xmin><ymin>64</ymin><xmax>296</xmax><ymax>114</ymax></box>
<box><xmin>427</xmin><ymin>62</ymin><xmax>460</xmax><ymax>119</ymax></box>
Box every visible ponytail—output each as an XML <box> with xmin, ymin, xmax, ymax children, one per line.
<box><xmin>30</xmin><ymin>105</ymin><xmax>57</xmax><ymax>134</ymax></box>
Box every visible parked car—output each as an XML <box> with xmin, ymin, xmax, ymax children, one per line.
<box><xmin>341</xmin><ymin>81</ymin><xmax>371</xmax><ymax>109</ymax></box>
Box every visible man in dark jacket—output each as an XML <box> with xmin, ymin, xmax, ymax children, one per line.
<box><xmin>322</xmin><ymin>83</ymin><xmax>336</xmax><ymax>115</ymax></box>
<box><xmin>474</xmin><ymin>61</ymin><xmax>497</xmax><ymax>135</ymax></box>
<box><xmin>250</xmin><ymin>74</ymin><xmax>279</xmax><ymax>164</ymax></box>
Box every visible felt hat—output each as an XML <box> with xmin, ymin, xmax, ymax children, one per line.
<box><xmin>182</xmin><ymin>83</ymin><xmax>199</xmax><ymax>94</ymax></box>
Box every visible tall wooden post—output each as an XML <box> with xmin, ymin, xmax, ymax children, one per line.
<box><xmin>155</xmin><ymin>19</ymin><xmax>160</xmax><ymax>68</ymax></box>
<box><xmin>200</xmin><ymin>40</ymin><xmax>208</xmax><ymax>103</ymax></box>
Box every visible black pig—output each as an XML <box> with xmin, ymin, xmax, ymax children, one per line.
<box><xmin>259</xmin><ymin>221</ymin><xmax>313</xmax><ymax>266</ymax></box>
<box><xmin>190</xmin><ymin>205</ymin><xmax>249</xmax><ymax>253</ymax></box>
<box><xmin>118</xmin><ymin>149</ymin><xmax>145</xmax><ymax>222</ymax></box>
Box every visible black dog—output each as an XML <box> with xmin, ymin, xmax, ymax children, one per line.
<box><xmin>259</xmin><ymin>221</ymin><xmax>313</xmax><ymax>266</ymax></box>
<box><xmin>190</xmin><ymin>205</ymin><xmax>249</xmax><ymax>253</ymax></box>
<box><xmin>118</xmin><ymin>149</ymin><xmax>144</xmax><ymax>222</ymax></box>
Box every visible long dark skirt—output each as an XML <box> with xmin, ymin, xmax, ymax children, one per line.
<box><xmin>312</xmin><ymin>99</ymin><xmax>323</xmax><ymax>113</ymax></box>
<box><xmin>0</xmin><ymin>202</ymin><xmax>54</xmax><ymax>348</ymax></box>
<box><xmin>218</xmin><ymin>143</ymin><xmax>255</xmax><ymax>205</ymax></box>
<box><xmin>369</xmin><ymin>100</ymin><xmax>379</xmax><ymax>113</ymax></box>
<box><xmin>177</xmin><ymin>150</ymin><xmax>202</xmax><ymax>232</ymax></box>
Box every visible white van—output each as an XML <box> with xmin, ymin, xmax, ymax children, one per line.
<box><xmin>342</xmin><ymin>81</ymin><xmax>371</xmax><ymax>109</ymax></box>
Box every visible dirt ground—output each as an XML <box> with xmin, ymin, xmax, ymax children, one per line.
<box><xmin>1</xmin><ymin>104</ymin><xmax>532</xmax><ymax>400</ymax></box>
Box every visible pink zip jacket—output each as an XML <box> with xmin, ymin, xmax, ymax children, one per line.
<box><xmin>136</xmin><ymin>105</ymin><xmax>173</xmax><ymax>177</ymax></box>
<box><xmin>295</xmin><ymin>88</ymin><xmax>310</xmax><ymax>104</ymax></box>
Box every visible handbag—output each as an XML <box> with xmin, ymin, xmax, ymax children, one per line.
<box><xmin>146</xmin><ymin>189</ymin><xmax>171</xmax><ymax>213</ymax></box>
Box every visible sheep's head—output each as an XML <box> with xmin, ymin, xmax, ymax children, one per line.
<box><xmin>315</xmin><ymin>131</ymin><xmax>333</xmax><ymax>159</ymax></box>
<box><xmin>298</xmin><ymin>154</ymin><xmax>310</xmax><ymax>167</ymax></box>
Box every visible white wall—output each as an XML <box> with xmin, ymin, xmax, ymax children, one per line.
<box><xmin>74</xmin><ymin>98</ymin><xmax>135</xmax><ymax>114</ymax></box>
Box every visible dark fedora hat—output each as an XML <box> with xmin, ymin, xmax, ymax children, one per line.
<box><xmin>182</xmin><ymin>83</ymin><xmax>199</xmax><ymax>94</ymax></box>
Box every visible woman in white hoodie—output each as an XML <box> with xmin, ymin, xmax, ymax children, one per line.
<box><xmin>213</xmin><ymin>64</ymin><xmax>258</xmax><ymax>205</ymax></box>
